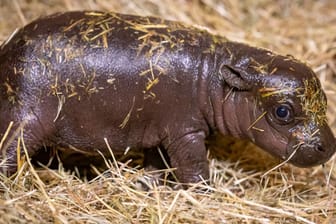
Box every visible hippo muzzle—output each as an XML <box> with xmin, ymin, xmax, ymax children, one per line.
<box><xmin>287</xmin><ymin>124</ymin><xmax>336</xmax><ymax>167</ymax></box>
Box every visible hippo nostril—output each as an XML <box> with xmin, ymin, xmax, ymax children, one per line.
<box><xmin>316</xmin><ymin>145</ymin><xmax>325</xmax><ymax>152</ymax></box>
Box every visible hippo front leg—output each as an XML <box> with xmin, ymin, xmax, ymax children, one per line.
<box><xmin>165</xmin><ymin>131</ymin><xmax>209</xmax><ymax>184</ymax></box>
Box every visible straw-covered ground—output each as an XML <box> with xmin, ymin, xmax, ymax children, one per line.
<box><xmin>0</xmin><ymin>0</ymin><xmax>335</xmax><ymax>223</ymax></box>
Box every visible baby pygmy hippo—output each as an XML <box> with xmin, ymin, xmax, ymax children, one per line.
<box><xmin>0</xmin><ymin>11</ymin><xmax>335</xmax><ymax>183</ymax></box>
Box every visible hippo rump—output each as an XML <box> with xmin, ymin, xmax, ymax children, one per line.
<box><xmin>0</xmin><ymin>11</ymin><xmax>335</xmax><ymax>184</ymax></box>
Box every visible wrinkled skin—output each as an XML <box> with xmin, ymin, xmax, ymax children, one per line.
<box><xmin>0</xmin><ymin>11</ymin><xmax>335</xmax><ymax>183</ymax></box>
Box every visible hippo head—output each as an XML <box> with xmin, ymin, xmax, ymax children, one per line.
<box><xmin>220</xmin><ymin>46</ymin><xmax>335</xmax><ymax>167</ymax></box>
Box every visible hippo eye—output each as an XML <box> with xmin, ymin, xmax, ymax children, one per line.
<box><xmin>274</xmin><ymin>104</ymin><xmax>293</xmax><ymax>123</ymax></box>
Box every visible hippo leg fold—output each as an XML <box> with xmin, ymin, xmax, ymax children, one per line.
<box><xmin>165</xmin><ymin>131</ymin><xmax>209</xmax><ymax>184</ymax></box>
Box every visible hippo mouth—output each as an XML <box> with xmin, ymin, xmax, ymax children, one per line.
<box><xmin>286</xmin><ymin>143</ymin><xmax>332</xmax><ymax>167</ymax></box>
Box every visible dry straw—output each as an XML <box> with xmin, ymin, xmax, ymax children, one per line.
<box><xmin>0</xmin><ymin>0</ymin><xmax>335</xmax><ymax>223</ymax></box>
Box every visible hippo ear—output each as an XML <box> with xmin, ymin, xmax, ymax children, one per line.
<box><xmin>219</xmin><ymin>64</ymin><xmax>252</xmax><ymax>90</ymax></box>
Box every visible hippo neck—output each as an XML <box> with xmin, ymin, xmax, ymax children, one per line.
<box><xmin>197</xmin><ymin>41</ymin><xmax>260</xmax><ymax>139</ymax></box>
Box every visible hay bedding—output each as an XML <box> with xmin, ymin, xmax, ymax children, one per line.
<box><xmin>0</xmin><ymin>0</ymin><xmax>335</xmax><ymax>223</ymax></box>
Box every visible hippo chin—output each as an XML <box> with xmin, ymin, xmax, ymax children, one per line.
<box><xmin>0</xmin><ymin>11</ymin><xmax>335</xmax><ymax>184</ymax></box>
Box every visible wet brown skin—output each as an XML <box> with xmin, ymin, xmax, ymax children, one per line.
<box><xmin>0</xmin><ymin>11</ymin><xmax>335</xmax><ymax>183</ymax></box>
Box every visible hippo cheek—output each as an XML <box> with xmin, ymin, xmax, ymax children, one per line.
<box><xmin>286</xmin><ymin>125</ymin><xmax>336</xmax><ymax>167</ymax></box>
<box><xmin>248</xmin><ymin>123</ymin><xmax>289</xmax><ymax>161</ymax></box>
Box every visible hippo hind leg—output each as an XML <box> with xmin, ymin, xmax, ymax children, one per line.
<box><xmin>141</xmin><ymin>147</ymin><xmax>174</xmax><ymax>188</ymax></box>
<box><xmin>0</xmin><ymin>118</ymin><xmax>54</xmax><ymax>176</ymax></box>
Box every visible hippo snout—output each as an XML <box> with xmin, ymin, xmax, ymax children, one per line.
<box><xmin>286</xmin><ymin>125</ymin><xmax>336</xmax><ymax>167</ymax></box>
